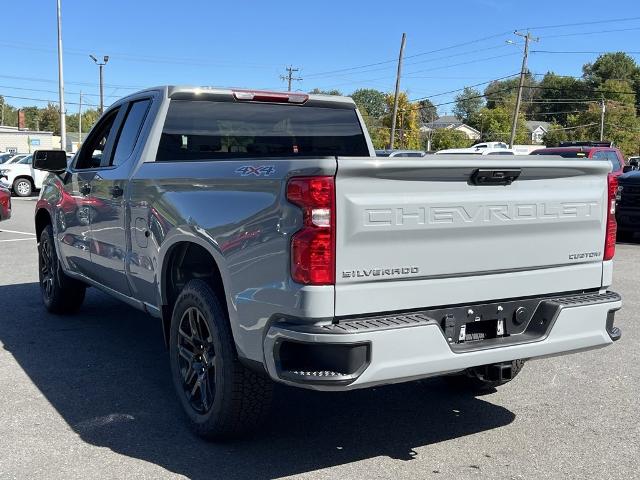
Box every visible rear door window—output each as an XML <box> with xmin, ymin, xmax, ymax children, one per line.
<box><xmin>111</xmin><ymin>99</ymin><xmax>151</xmax><ymax>167</ymax></box>
<box><xmin>156</xmin><ymin>100</ymin><xmax>369</xmax><ymax>161</ymax></box>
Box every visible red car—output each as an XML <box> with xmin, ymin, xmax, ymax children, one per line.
<box><xmin>0</xmin><ymin>185</ymin><xmax>11</xmax><ymax>221</ymax></box>
<box><xmin>531</xmin><ymin>142</ymin><xmax>626</xmax><ymax>177</ymax></box>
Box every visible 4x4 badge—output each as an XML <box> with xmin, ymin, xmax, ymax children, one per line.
<box><xmin>235</xmin><ymin>165</ymin><xmax>276</xmax><ymax>177</ymax></box>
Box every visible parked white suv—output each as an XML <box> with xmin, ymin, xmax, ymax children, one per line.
<box><xmin>0</xmin><ymin>154</ymin><xmax>48</xmax><ymax>197</ymax></box>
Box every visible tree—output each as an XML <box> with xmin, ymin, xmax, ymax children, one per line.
<box><xmin>484</xmin><ymin>74</ymin><xmax>536</xmax><ymax>110</ymax></box>
<box><xmin>39</xmin><ymin>103</ymin><xmax>61</xmax><ymax>135</ymax></box>
<box><xmin>350</xmin><ymin>89</ymin><xmax>387</xmax><ymax>118</ymax></box>
<box><xmin>563</xmin><ymin>80</ymin><xmax>640</xmax><ymax>156</ymax></box>
<box><xmin>583</xmin><ymin>52</ymin><xmax>640</xmax><ymax>86</ymax></box>
<box><xmin>453</xmin><ymin>87</ymin><xmax>483</xmax><ymax>122</ymax></box>
<box><xmin>532</xmin><ymin>72</ymin><xmax>591</xmax><ymax>125</ymax></box>
<box><xmin>417</xmin><ymin>99</ymin><xmax>437</xmax><ymax>125</ymax></box>
<box><xmin>542</xmin><ymin>122</ymin><xmax>568</xmax><ymax>146</ymax></box>
<box><xmin>67</xmin><ymin>108</ymin><xmax>101</xmax><ymax>136</ymax></box>
<box><xmin>470</xmin><ymin>106</ymin><xmax>529</xmax><ymax>144</ymax></box>
<box><xmin>309</xmin><ymin>88</ymin><xmax>342</xmax><ymax>95</ymax></box>
<box><xmin>430</xmin><ymin>129</ymin><xmax>472</xmax><ymax>150</ymax></box>
<box><xmin>382</xmin><ymin>92</ymin><xmax>421</xmax><ymax>149</ymax></box>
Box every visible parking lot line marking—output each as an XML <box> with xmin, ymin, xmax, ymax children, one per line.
<box><xmin>0</xmin><ymin>229</ymin><xmax>36</xmax><ymax>236</ymax></box>
<box><xmin>0</xmin><ymin>238</ymin><xmax>36</xmax><ymax>243</ymax></box>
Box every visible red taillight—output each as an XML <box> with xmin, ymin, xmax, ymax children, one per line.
<box><xmin>233</xmin><ymin>89</ymin><xmax>308</xmax><ymax>104</ymax></box>
<box><xmin>604</xmin><ymin>173</ymin><xmax>618</xmax><ymax>261</ymax></box>
<box><xmin>287</xmin><ymin>176</ymin><xmax>335</xmax><ymax>285</ymax></box>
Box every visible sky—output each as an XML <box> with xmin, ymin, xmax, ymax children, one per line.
<box><xmin>1</xmin><ymin>0</ymin><xmax>639</xmax><ymax>115</ymax></box>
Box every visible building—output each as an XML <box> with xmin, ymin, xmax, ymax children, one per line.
<box><xmin>420</xmin><ymin>115</ymin><xmax>481</xmax><ymax>140</ymax></box>
<box><xmin>0</xmin><ymin>126</ymin><xmax>54</xmax><ymax>153</ymax></box>
<box><xmin>525</xmin><ymin>120</ymin><xmax>551</xmax><ymax>144</ymax></box>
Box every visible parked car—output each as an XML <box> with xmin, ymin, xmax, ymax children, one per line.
<box><xmin>375</xmin><ymin>149</ymin><xmax>426</xmax><ymax>157</ymax></box>
<box><xmin>1</xmin><ymin>153</ymin><xmax>29</xmax><ymax>165</ymax></box>
<box><xmin>33</xmin><ymin>86</ymin><xmax>622</xmax><ymax>440</ymax></box>
<box><xmin>0</xmin><ymin>185</ymin><xmax>11</xmax><ymax>221</ymax></box>
<box><xmin>530</xmin><ymin>142</ymin><xmax>626</xmax><ymax>177</ymax></box>
<box><xmin>0</xmin><ymin>153</ymin><xmax>16</xmax><ymax>164</ymax></box>
<box><xmin>435</xmin><ymin>147</ymin><xmax>515</xmax><ymax>155</ymax></box>
<box><xmin>615</xmin><ymin>170</ymin><xmax>640</xmax><ymax>240</ymax></box>
<box><xmin>0</xmin><ymin>154</ymin><xmax>51</xmax><ymax>197</ymax></box>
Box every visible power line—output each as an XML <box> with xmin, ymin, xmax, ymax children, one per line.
<box><xmin>0</xmin><ymin>84</ymin><xmax>118</xmax><ymax>99</ymax></box>
<box><xmin>522</xmin><ymin>16</ymin><xmax>640</xmax><ymax>30</ymax></box>
<box><xmin>410</xmin><ymin>73</ymin><xmax>519</xmax><ymax>102</ymax></box>
<box><xmin>0</xmin><ymin>93</ymin><xmax>100</xmax><ymax>108</ymax></box>
<box><xmin>0</xmin><ymin>74</ymin><xmax>143</xmax><ymax>90</ymax></box>
<box><xmin>542</xmin><ymin>25</ymin><xmax>640</xmax><ymax>39</ymax></box>
<box><xmin>532</xmin><ymin>50</ymin><xmax>640</xmax><ymax>55</ymax></box>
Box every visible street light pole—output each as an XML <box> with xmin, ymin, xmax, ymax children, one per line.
<box><xmin>90</xmin><ymin>54</ymin><xmax>109</xmax><ymax>114</ymax></box>
<box><xmin>56</xmin><ymin>0</ymin><xmax>67</xmax><ymax>152</ymax></box>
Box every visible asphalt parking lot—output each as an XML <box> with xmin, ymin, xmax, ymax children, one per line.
<box><xmin>0</xmin><ymin>197</ymin><xmax>638</xmax><ymax>480</ymax></box>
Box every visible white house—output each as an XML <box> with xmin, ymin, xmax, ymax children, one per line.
<box><xmin>525</xmin><ymin>120</ymin><xmax>551</xmax><ymax>145</ymax></box>
<box><xmin>421</xmin><ymin>115</ymin><xmax>481</xmax><ymax>140</ymax></box>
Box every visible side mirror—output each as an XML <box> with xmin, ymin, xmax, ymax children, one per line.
<box><xmin>33</xmin><ymin>150</ymin><xmax>68</xmax><ymax>173</ymax></box>
<box><xmin>623</xmin><ymin>165</ymin><xmax>634</xmax><ymax>173</ymax></box>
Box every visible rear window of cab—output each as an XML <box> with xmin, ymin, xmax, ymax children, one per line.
<box><xmin>156</xmin><ymin>100</ymin><xmax>369</xmax><ymax>161</ymax></box>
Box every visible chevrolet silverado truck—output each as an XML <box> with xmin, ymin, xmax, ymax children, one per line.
<box><xmin>32</xmin><ymin>86</ymin><xmax>622</xmax><ymax>440</ymax></box>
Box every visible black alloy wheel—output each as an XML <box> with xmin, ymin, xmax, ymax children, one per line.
<box><xmin>176</xmin><ymin>306</ymin><xmax>217</xmax><ymax>414</ymax></box>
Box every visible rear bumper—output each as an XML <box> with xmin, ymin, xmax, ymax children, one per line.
<box><xmin>263</xmin><ymin>291</ymin><xmax>622</xmax><ymax>391</ymax></box>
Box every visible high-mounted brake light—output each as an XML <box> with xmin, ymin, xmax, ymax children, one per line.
<box><xmin>287</xmin><ymin>177</ymin><xmax>335</xmax><ymax>285</ymax></box>
<box><xmin>604</xmin><ymin>173</ymin><xmax>618</xmax><ymax>261</ymax></box>
<box><xmin>232</xmin><ymin>90</ymin><xmax>308</xmax><ymax>104</ymax></box>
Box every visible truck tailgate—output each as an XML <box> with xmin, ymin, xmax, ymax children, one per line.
<box><xmin>334</xmin><ymin>155</ymin><xmax>611</xmax><ymax>316</ymax></box>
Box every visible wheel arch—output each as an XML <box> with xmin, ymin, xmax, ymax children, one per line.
<box><xmin>35</xmin><ymin>207</ymin><xmax>52</xmax><ymax>240</ymax></box>
<box><xmin>159</xmin><ymin>238</ymin><xmax>232</xmax><ymax>347</ymax></box>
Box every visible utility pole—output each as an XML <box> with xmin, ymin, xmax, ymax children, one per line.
<box><xmin>280</xmin><ymin>66</ymin><xmax>302</xmax><ymax>92</ymax></box>
<box><xmin>509</xmin><ymin>31</ymin><xmax>538</xmax><ymax>148</ymax></box>
<box><xmin>90</xmin><ymin>54</ymin><xmax>109</xmax><ymax>114</ymax></box>
<box><xmin>600</xmin><ymin>97</ymin><xmax>606</xmax><ymax>141</ymax></box>
<box><xmin>56</xmin><ymin>0</ymin><xmax>67</xmax><ymax>152</ymax></box>
<box><xmin>389</xmin><ymin>32</ymin><xmax>407</xmax><ymax>150</ymax></box>
<box><xmin>78</xmin><ymin>91</ymin><xmax>82</xmax><ymax>146</ymax></box>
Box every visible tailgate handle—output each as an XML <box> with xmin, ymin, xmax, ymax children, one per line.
<box><xmin>471</xmin><ymin>169</ymin><xmax>521</xmax><ymax>186</ymax></box>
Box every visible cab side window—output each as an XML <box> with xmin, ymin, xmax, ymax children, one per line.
<box><xmin>606</xmin><ymin>151</ymin><xmax>621</xmax><ymax>171</ymax></box>
<box><xmin>75</xmin><ymin>108</ymin><xmax>120</xmax><ymax>170</ymax></box>
<box><xmin>111</xmin><ymin>99</ymin><xmax>151</xmax><ymax>167</ymax></box>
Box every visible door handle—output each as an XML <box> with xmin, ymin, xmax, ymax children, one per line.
<box><xmin>109</xmin><ymin>185</ymin><xmax>124</xmax><ymax>198</ymax></box>
<box><xmin>80</xmin><ymin>184</ymin><xmax>91</xmax><ymax>196</ymax></box>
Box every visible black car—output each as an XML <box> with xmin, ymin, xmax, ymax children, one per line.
<box><xmin>616</xmin><ymin>171</ymin><xmax>640</xmax><ymax>240</ymax></box>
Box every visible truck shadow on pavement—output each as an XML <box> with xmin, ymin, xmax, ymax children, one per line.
<box><xmin>1</xmin><ymin>283</ymin><xmax>515</xmax><ymax>480</ymax></box>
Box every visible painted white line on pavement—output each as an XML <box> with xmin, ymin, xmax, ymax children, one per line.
<box><xmin>0</xmin><ymin>238</ymin><xmax>37</xmax><ymax>243</ymax></box>
<box><xmin>0</xmin><ymin>229</ymin><xmax>36</xmax><ymax>236</ymax></box>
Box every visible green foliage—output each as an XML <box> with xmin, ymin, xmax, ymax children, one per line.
<box><xmin>533</xmin><ymin>72</ymin><xmax>591</xmax><ymax>124</ymax></box>
<box><xmin>309</xmin><ymin>88</ymin><xmax>342</xmax><ymax>95</ymax></box>
<box><xmin>417</xmin><ymin>99</ymin><xmax>437</xmax><ymax>125</ymax></box>
<box><xmin>66</xmin><ymin>108</ymin><xmax>101</xmax><ymax>135</ymax></box>
<box><xmin>39</xmin><ymin>103</ymin><xmax>61</xmax><ymax>135</ymax></box>
<box><xmin>453</xmin><ymin>87</ymin><xmax>483</xmax><ymax>122</ymax></box>
<box><xmin>382</xmin><ymin>92</ymin><xmax>421</xmax><ymax>149</ymax></box>
<box><xmin>484</xmin><ymin>74</ymin><xmax>535</xmax><ymax>109</ymax></box>
<box><xmin>583</xmin><ymin>52</ymin><xmax>640</xmax><ymax>86</ymax></box>
<box><xmin>351</xmin><ymin>89</ymin><xmax>387</xmax><ymax>118</ymax></box>
<box><xmin>542</xmin><ymin>122</ymin><xmax>568</xmax><ymax>146</ymax></box>
<box><xmin>471</xmin><ymin>106</ymin><xmax>528</xmax><ymax>144</ymax></box>
<box><xmin>430</xmin><ymin>129</ymin><xmax>472</xmax><ymax>150</ymax></box>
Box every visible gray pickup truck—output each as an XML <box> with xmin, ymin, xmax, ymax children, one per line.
<box><xmin>33</xmin><ymin>86</ymin><xmax>622</xmax><ymax>440</ymax></box>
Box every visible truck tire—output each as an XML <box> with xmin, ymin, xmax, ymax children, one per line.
<box><xmin>13</xmin><ymin>177</ymin><xmax>33</xmax><ymax>197</ymax></box>
<box><xmin>169</xmin><ymin>279</ymin><xmax>273</xmax><ymax>440</ymax></box>
<box><xmin>444</xmin><ymin>359</ymin><xmax>525</xmax><ymax>392</ymax></box>
<box><xmin>38</xmin><ymin>224</ymin><xmax>86</xmax><ymax>313</ymax></box>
